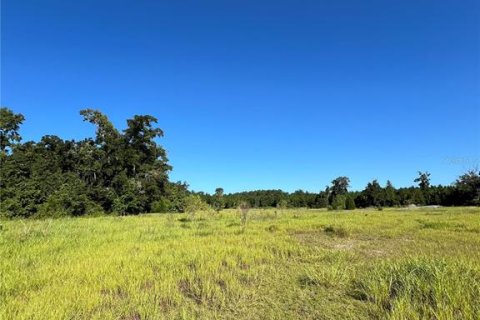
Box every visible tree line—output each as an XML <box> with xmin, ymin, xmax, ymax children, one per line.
<box><xmin>0</xmin><ymin>107</ymin><xmax>190</xmax><ymax>218</ymax></box>
<box><xmin>0</xmin><ymin>107</ymin><xmax>479</xmax><ymax>218</ymax></box>
<box><xmin>198</xmin><ymin>171</ymin><xmax>479</xmax><ymax>211</ymax></box>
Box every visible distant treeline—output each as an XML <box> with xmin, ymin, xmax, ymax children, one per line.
<box><xmin>198</xmin><ymin>172</ymin><xmax>480</xmax><ymax>210</ymax></box>
<box><xmin>0</xmin><ymin>107</ymin><xmax>479</xmax><ymax>218</ymax></box>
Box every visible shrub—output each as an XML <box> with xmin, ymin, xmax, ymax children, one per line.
<box><xmin>0</xmin><ymin>198</ymin><xmax>22</xmax><ymax>219</ymax></box>
<box><xmin>112</xmin><ymin>190</ymin><xmax>145</xmax><ymax>215</ymax></box>
<box><xmin>151</xmin><ymin>198</ymin><xmax>171</xmax><ymax>213</ymax></box>
<box><xmin>37</xmin><ymin>189</ymin><xmax>103</xmax><ymax>218</ymax></box>
<box><xmin>184</xmin><ymin>195</ymin><xmax>211</xmax><ymax>219</ymax></box>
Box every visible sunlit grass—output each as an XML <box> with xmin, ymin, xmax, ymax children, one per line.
<box><xmin>1</xmin><ymin>207</ymin><xmax>479</xmax><ymax>319</ymax></box>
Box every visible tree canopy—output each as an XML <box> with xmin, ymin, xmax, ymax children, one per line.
<box><xmin>0</xmin><ymin>107</ymin><xmax>478</xmax><ymax>218</ymax></box>
<box><xmin>0</xmin><ymin>107</ymin><xmax>179</xmax><ymax>218</ymax></box>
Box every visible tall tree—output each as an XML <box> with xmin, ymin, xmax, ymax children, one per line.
<box><xmin>356</xmin><ymin>179</ymin><xmax>384</xmax><ymax>207</ymax></box>
<box><xmin>384</xmin><ymin>180</ymin><xmax>399</xmax><ymax>206</ymax></box>
<box><xmin>123</xmin><ymin>115</ymin><xmax>167</xmax><ymax>175</ymax></box>
<box><xmin>454</xmin><ymin>169</ymin><xmax>480</xmax><ymax>205</ymax></box>
<box><xmin>414</xmin><ymin>171</ymin><xmax>431</xmax><ymax>190</ymax></box>
<box><xmin>330</xmin><ymin>176</ymin><xmax>350</xmax><ymax>197</ymax></box>
<box><xmin>80</xmin><ymin>109</ymin><xmax>121</xmax><ymax>146</ymax></box>
<box><xmin>0</xmin><ymin>107</ymin><xmax>25</xmax><ymax>154</ymax></box>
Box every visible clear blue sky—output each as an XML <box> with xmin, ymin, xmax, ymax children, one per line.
<box><xmin>1</xmin><ymin>0</ymin><xmax>479</xmax><ymax>193</ymax></box>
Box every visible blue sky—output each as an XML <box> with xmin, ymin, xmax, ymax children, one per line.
<box><xmin>1</xmin><ymin>0</ymin><xmax>479</xmax><ymax>193</ymax></box>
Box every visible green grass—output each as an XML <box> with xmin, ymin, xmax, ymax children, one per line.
<box><xmin>1</xmin><ymin>207</ymin><xmax>479</xmax><ymax>319</ymax></box>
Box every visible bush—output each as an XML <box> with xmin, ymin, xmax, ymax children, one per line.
<box><xmin>37</xmin><ymin>189</ymin><xmax>103</xmax><ymax>218</ymax></box>
<box><xmin>0</xmin><ymin>198</ymin><xmax>22</xmax><ymax>219</ymax></box>
<box><xmin>151</xmin><ymin>198</ymin><xmax>171</xmax><ymax>213</ymax></box>
<box><xmin>184</xmin><ymin>195</ymin><xmax>211</xmax><ymax>218</ymax></box>
<box><xmin>112</xmin><ymin>190</ymin><xmax>145</xmax><ymax>215</ymax></box>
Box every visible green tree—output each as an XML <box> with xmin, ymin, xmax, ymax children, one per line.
<box><xmin>355</xmin><ymin>180</ymin><xmax>386</xmax><ymax>208</ymax></box>
<box><xmin>331</xmin><ymin>194</ymin><xmax>346</xmax><ymax>210</ymax></box>
<box><xmin>0</xmin><ymin>107</ymin><xmax>25</xmax><ymax>154</ymax></box>
<box><xmin>37</xmin><ymin>175</ymin><xmax>103</xmax><ymax>218</ymax></box>
<box><xmin>345</xmin><ymin>195</ymin><xmax>356</xmax><ymax>210</ymax></box>
<box><xmin>289</xmin><ymin>189</ymin><xmax>308</xmax><ymax>207</ymax></box>
<box><xmin>330</xmin><ymin>177</ymin><xmax>350</xmax><ymax>197</ymax></box>
<box><xmin>414</xmin><ymin>171</ymin><xmax>431</xmax><ymax>190</ymax></box>
<box><xmin>1</xmin><ymin>108</ymin><xmax>174</xmax><ymax>217</ymax></box>
<box><xmin>329</xmin><ymin>177</ymin><xmax>350</xmax><ymax>208</ymax></box>
<box><xmin>164</xmin><ymin>181</ymin><xmax>189</xmax><ymax>212</ymax></box>
<box><xmin>414</xmin><ymin>171</ymin><xmax>431</xmax><ymax>204</ymax></box>
<box><xmin>454</xmin><ymin>170</ymin><xmax>480</xmax><ymax>206</ymax></box>
<box><xmin>384</xmin><ymin>180</ymin><xmax>399</xmax><ymax>207</ymax></box>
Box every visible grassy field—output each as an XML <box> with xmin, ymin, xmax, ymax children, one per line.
<box><xmin>1</xmin><ymin>207</ymin><xmax>479</xmax><ymax>319</ymax></box>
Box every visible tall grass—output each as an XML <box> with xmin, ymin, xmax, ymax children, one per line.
<box><xmin>350</xmin><ymin>258</ymin><xmax>480</xmax><ymax>319</ymax></box>
<box><xmin>0</xmin><ymin>207</ymin><xmax>479</xmax><ymax>319</ymax></box>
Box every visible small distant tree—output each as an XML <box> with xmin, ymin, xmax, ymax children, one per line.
<box><xmin>414</xmin><ymin>171</ymin><xmax>431</xmax><ymax>190</ymax></box>
<box><xmin>328</xmin><ymin>177</ymin><xmax>350</xmax><ymax>205</ymax></box>
<box><xmin>414</xmin><ymin>171</ymin><xmax>431</xmax><ymax>204</ymax></box>
<box><xmin>330</xmin><ymin>177</ymin><xmax>350</xmax><ymax>197</ymax></box>
<box><xmin>345</xmin><ymin>196</ymin><xmax>356</xmax><ymax>210</ymax></box>
<box><xmin>364</xmin><ymin>179</ymin><xmax>384</xmax><ymax>207</ymax></box>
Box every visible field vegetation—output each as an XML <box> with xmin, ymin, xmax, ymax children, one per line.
<box><xmin>1</xmin><ymin>207</ymin><xmax>479</xmax><ymax>319</ymax></box>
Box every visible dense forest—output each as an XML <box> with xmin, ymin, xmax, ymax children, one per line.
<box><xmin>0</xmin><ymin>107</ymin><xmax>479</xmax><ymax>218</ymax></box>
